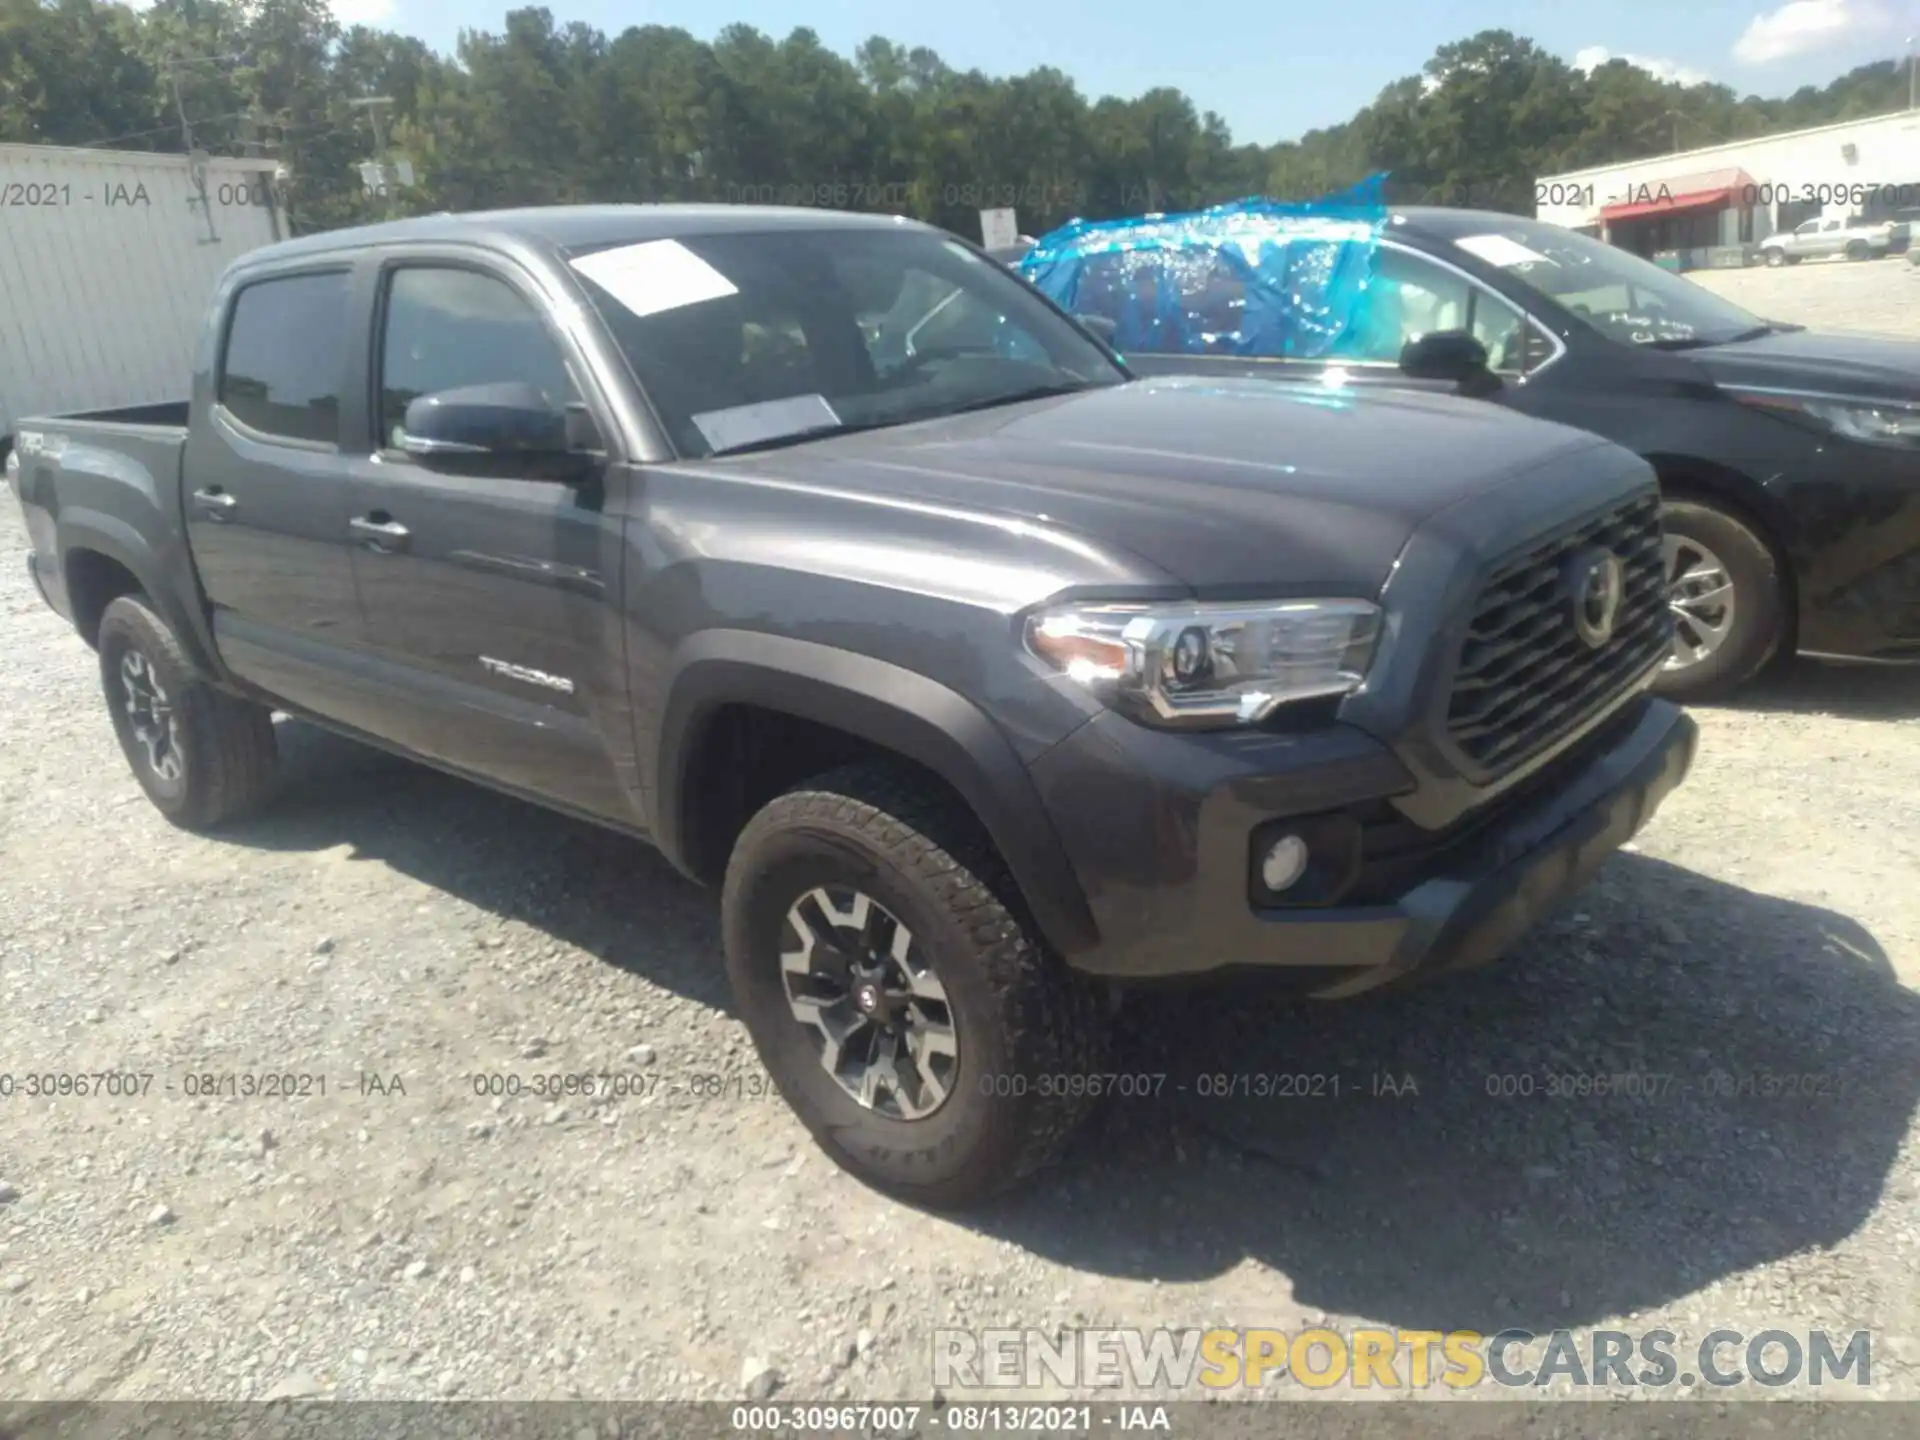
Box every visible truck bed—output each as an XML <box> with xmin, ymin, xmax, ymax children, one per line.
<box><xmin>11</xmin><ymin>405</ymin><xmax>191</xmax><ymax>624</ymax></box>
<box><xmin>50</xmin><ymin>400</ymin><xmax>191</xmax><ymax>430</ymax></box>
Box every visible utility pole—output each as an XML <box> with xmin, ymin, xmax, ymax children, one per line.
<box><xmin>166</xmin><ymin>63</ymin><xmax>194</xmax><ymax>154</ymax></box>
<box><xmin>1909</xmin><ymin>37</ymin><xmax>1916</xmax><ymax>110</ymax></box>
<box><xmin>349</xmin><ymin>95</ymin><xmax>398</xmax><ymax>218</ymax></box>
<box><xmin>164</xmin><ymin>58</ymin><xmax>220</xmax><ymax>243</ymax></box>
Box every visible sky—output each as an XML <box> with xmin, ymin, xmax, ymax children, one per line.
<box><xmin>327</xmin><ymin>0</ymin><xmax>1920</xmax><ymax>145</ymax></box>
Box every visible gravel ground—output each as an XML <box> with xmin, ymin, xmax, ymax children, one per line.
<box><xmin>2</xmin><ymin>265</ymin><xmax>1919</xmax><ymax>1414</ymax></box>
<box><xmin>1689</xmin><ymin>251</ymin><xmax>1920</xmax><ymax>336</ymax></box>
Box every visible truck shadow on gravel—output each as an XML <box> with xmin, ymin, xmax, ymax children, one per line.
<box><xmin>230</xmin><ymin>719</ymin><xmax>736</xmax><ymax>1010</ymax></box>
<box><xmin>233</xmin><ymin>720</ymin><xmax>1919</xmax><ymax>1337</ymax></box>
<box><xmin>981</xmin><ymin>853</ymin><xmax>1920</xmax><ymax>1335</ymax></box>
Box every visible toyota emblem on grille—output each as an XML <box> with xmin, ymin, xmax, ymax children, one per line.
<box><xmin>1565</xmin><ymin>547</ymin><xmax>1625</xmax><ymax>649</ymax></box>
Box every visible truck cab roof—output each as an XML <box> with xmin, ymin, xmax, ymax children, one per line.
<box><xmin>247</xmin><ymin>203</ymin><xmax>935</xmax><ymax>267</ymax></box>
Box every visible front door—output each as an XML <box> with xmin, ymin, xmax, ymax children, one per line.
<box><xmin>343</xmin><ymin>259</ymin><xmax>636</xmax><ymax>824</ymax></box>
<box><xmin>1116</xmin><ymin>244</ymin><xmax>1539</xmax><ymax>401</ymax></box>
<box><xmin>183</xmin><ymin>267</ymin><xmax>367</xmax><ymax>717</ymax></box>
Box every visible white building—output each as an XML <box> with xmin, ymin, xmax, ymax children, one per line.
<box><xmin>1532</xmin><ymin>109</ymin><xmax>1920</xmax><ymax>263</ymax></box>
<box><xmin>0</xmin><ymin>144</ymin><xmax>285</xmax><ymax>440</ymax></box>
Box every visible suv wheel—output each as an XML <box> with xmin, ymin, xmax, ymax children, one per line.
<box><xmin>721</xmin><ymin>762</ymin><xmax>1110</xmax><ymax>1209</ymax></box>
<box><xmin>97</xmin><ymin>595</ymin><xmax>278</xmax><ymax>829</ymax></box>
<box><xmin>1763</xmin><ymin>247</ymin><xmax>1786</xmax><ymax>267</ymax></box>
<box><xmin>1651</xmin><ymin>499</ymin><xmax>1785</xmax><ymax>702</ymax></box>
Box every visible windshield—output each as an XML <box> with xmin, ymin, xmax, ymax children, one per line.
<box><xmin>566</xmin><ymin>227</ymin><xmax>1126</xmax><ymax>456</ymax></box>
<box><xmin>1441</xmin><ymin>220</ymin><xmax>1769</xmax><ymax>349</ymax></box>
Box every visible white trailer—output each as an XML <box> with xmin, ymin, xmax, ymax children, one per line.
<box><xmin>1</xmin><ymin>144</ymin><xmax>287</xmax><ymax>442</ymax></box>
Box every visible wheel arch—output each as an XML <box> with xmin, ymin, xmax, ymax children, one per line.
<box><xmin>1646</xmin><ymin>454</ymin><xmax>1801</xmax><ymax>654</ymax></box>
<box><xmin>653</xmin><ymin>631</ymin><xmax>1100</xmax><ymax>959</ymax></box>
<box><xmin>56</xmin><ymin>515</ymin><xmax>222</xmax><ymax>672</ymax></box>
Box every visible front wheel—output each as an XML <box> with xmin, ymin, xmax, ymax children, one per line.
<box><xmin>1763</xmin><ymin>248</ymin><xmax>1786</xmax><ymax>267</ymax></box>
<box><xmin>97</xmin><ymin>594</ymin><xmax>278</xmax><ymax>829</ymax></box>
<box><xmin>1651</xmin><ymin>500</ymin><xmax>1786</xmax><ymax>702</ymax></box>
<box><xmin>721</xmin><ymin>762</ymin><xmax>1110</xmax><ymax>1209</ymax></box>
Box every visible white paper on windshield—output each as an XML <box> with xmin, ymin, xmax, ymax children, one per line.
<box><xmin>1454</xmin><ymin>233</ymin><xmax>1554</xmax><ymax>268</ymax></box>
<box><xmin>692</xmin><ymin>394</ymin><xmax>841</xmax><ymax>454</ymax></box>
<box><xmin>569</xmin><ymin>239</ymin><xmax>738</xmax><ymax>318</ymax></box>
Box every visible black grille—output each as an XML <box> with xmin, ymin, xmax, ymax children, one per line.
<box><xmin>1446</xmin><ymin>491</ymin><xmax>1668</xmax><ymax>773</ymax></box>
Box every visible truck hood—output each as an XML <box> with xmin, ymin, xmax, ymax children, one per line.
<box><xmin>696</xmin><ymin>375</ymin><xmax>1631</xmax><ymax>594</ymax></box>
<box><xmin>1691</xmin><ymin>327</ymin><xmax>1920</xmax><ymax>405</ymax></box>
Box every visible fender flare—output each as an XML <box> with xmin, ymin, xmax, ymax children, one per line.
<box><xmin>56</xmin><ymin>509</ymin><xmax>223</xmax><ymax>676</ymax></box>
<box><xmin>652</xmin><ymin>630</ymin><xmax>1100</xmax><ymax>958</ymax></box>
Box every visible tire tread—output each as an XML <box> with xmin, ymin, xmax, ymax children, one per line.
<box><xmin>724</xmin><ymin>761</ymin><xmax>1109</xmax><ymax>1205</ymax></box>
<box><xmin>98</xmin><ymin>595</ymin><xmax>277</xmax><ymax>830</ymax></box>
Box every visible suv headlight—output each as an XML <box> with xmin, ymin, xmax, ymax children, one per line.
<box><xmin>1025</xmin><ymin>598</ymin><xmax>1381</xmax><ymax>728</ymax></box>
<box><xmin>1734</xmin><ymin>390</ymin><xmax>1920</xmax><ymax>450</ymax></box>
<box><xmin>1800</xmin><ymin>398</ymin><xmax>1920</xmax><ymax>448</ymax></box>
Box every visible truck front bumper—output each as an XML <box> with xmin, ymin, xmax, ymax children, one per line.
<box><xmin>1028</xmin><ymin>696</ymin><xmax>1698</xmax><ymax>990</ymax></box>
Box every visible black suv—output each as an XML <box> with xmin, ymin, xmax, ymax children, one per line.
<box><xmin>11</xmin><ymin>205</ymin><xmax>1695</xmax><ymax>1207</ymax></box>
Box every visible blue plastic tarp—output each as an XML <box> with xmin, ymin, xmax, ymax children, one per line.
<box><xmin>1017</xmin><ymin>175</ymin><xmax>1390</xmax><ymax>360</ymax></box>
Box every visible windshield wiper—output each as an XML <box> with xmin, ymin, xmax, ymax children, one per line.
<box><xmin>708</xmin><ymin>382</ymin><xmax>1097</xmax><ymax>455</ymax></box>
<box><xmin>942</xmin><ymin>380</ymin><xmax>1098</xmax><ymax>416</ymax></box>
<box><xmin>1647</xmin><ymin>324</ymin><xmax>1775</xmax><ymax>352</ymax></box>
<box><xmin>708</xmin><ymin>420</ymin><xmax>895</xmax><ymax>457</ymax></box>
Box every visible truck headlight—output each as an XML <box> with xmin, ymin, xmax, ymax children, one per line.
<box><xmin>1025</xmin><ymin>598</ymin><xmax>1381</xmax><ymax>728</ymax></box>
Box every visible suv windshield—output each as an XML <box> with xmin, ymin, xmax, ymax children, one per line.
<box><xmin>1440</xmin><ymin>219</ymin><xmax>1770</xmax><ymax>350</ymax></box>
<box><xmin>566</xmin><ymin>227</ymin><xmax>1126</xmax><ymax>456</ymax></box>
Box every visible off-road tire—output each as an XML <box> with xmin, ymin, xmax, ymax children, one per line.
<box><xmin>97</xmin><ymin>594</ymin><xmax>277</xmax><ymax>829</ymax></box>
<box><xmin>1652</xmin><ymin>499</ymin><xmax>1786</xmax><ymax>703</ymax></box>
<box><xmin>721</xmin><ymin>761</ymin><xmax>1110</xmax><ymax>1209</ymax></box>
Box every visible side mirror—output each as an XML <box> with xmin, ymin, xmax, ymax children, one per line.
<box><xmin>1075</xmin><ymin>314</ymin><xmax>1120</xmax><ymax>345</ymax></box>
<box><xmin>1399</xmin><ymin>330</ymin><xmax>1499</xmax><ymax>394</ymax></box>
<box><xmin>400</xmin><ymin>382</ymin><xmax>597</xmax><ymax>481</ymax></box>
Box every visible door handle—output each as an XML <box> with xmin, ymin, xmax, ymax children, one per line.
<box><xmin>350</xmin><ymin>514</ymin><xmax>411</xmax><ymax>552</ymax></box>
<box><xmin>192</xmin><ymin>487</ymin><xmax>237</xmax><ymax>520</ymax></box>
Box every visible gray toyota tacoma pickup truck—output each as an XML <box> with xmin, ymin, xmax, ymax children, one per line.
<box><xmin>8</xmin><ymin>205</ymin><xmax>1697</xmax><ymax>1208</ymax></box>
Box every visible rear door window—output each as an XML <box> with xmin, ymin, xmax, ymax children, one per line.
<box><xmin>218</xmin><ymin>271</ymin><xmax>352</xmax><ymax>445</ymax></box>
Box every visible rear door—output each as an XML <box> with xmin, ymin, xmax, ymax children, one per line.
<box><xmin>341</xmin><ymin>254</ymin><xmax>635</xmax><ymax>823</ymax></box>
<box><xmin>183</xmin><ymin>267</ymin><xmax>367</xmax><ymax>716</ymax></box>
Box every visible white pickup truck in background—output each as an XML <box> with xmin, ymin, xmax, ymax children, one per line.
<box><xmin>1757</xmin><ymin>212</ymin><xmax>1897</xmax><ymax>265</ymax></box>
<box><xmin>0</xmin><ymin>143</ymin><xmax>286</xmax><ymax>451</ymax></box>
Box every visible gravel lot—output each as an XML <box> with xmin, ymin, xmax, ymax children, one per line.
<box><xmin>2</xmin><ymin>257</ymin><xmax>1919</xmax><ymax>1418</ymax></box>
<box><xmin>1690</xmin><ymin>250</ymin><xmax>1920</xmax><ymax>337</ymax></box>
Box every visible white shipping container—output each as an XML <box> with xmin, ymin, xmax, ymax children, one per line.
<box><xmin>0</xmin><ymin>143</ymin><xmax>287</xmax><ymax>439</ymax></box>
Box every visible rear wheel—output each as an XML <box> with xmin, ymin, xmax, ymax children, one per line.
<box><xmin>721</xmin><ymin>762</ymin><xmax>1110</xmax><ymax>1209</ymax></box>
<box><xmin>1651</xmin><ymin>499</ymin><xmax>1785</xmax><ymax>702</ymax></box>
<box><xmin>97</xmin><ymin>595</ymin><xmax>277</xmax><ymax>829</ymax></box>
<box><xmin>1845</xmin><ymin>240</ymin><xmax>1872</xmax><ymax>261</ymax></box>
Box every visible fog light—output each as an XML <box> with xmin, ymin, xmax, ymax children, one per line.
<box><xmin>1260</xmin><ymin>834</ymin><xmax>1310</xmax><ymax>893</ymax></box>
